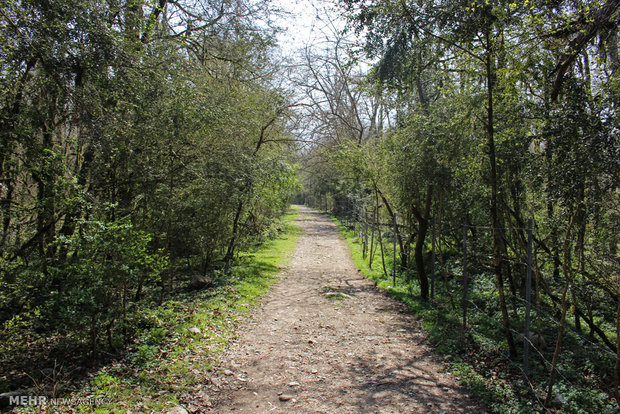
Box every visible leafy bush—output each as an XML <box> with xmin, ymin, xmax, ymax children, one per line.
<box><xmin>52</xmin><ymin>216</ymin><xmax>167</xmax><ymax>350</ymax></box>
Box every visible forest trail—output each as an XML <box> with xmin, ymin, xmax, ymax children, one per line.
<box><xmin>194</xmin><ymin>206</ymin><xmax>485</xmax><ymax>413</ymax></box>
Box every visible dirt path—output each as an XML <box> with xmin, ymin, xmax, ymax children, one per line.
<box><xmin>191</xmin><ymin>206</ymin><xmax>484</xmax><ymax>413</ymax></box>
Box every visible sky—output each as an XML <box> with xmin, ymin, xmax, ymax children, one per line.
<box><xmin>274</xmin><ymin>0</ymin><xmax>317</xmax><ymax>51</ymax></box>
<box><xmin>272</xmin><ymin>0</ymin><xmax>345</xmax><ymax>55</ymax></box>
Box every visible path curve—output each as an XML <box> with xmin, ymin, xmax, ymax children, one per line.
<box><xmin>198</xmin><ymin>206</ymin><xmax>484</xmax><ymax>413</ymax></box>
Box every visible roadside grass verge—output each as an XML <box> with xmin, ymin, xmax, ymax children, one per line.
<box><xmin>19</xmin><ymin>208</ymin><xmax>302</xmax><ymax>413</ymax></box>
<box><xmin>330</xmin><ymin>213</ymin><xmax>617</xmax><ymax>413</ymax></box>
<box><xmin>328</xmin><ymin>214</ymin><xmax>533</xmax><ymax>413</ymax></box>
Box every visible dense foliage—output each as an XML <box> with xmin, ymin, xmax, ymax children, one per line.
<box><xmin>297</xmin><ymin>0</ymin><xmax>620</xmax><ymax>411</ymax></box>
<box><xmin>1</xmin><ymin>0</ymin><xmax>618</xmax><ymax>411</ymax></box>
<box><xmin>0</xmin><ymin>0</ymin><xmax>298</xmax><ymax>382</ymax></box>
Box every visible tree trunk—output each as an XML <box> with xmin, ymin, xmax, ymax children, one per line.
<box><xmin>437</xmin><ymin>191</ymin><xmax>456</xmax><ymax>310</ymax></box>
<box><xmin>545</xmin><ymin>211</ymin><xmax>576</xmax><ymax>407</ymax></box>
<box><xmin>615</xmin><ymin>301</ymin><xmax>620</xmax><ymax>403</ymax></box>
<box><xmin>486</xmin><ymin>37</ymin><xmax>517</xmax><ymax>357</ymax></box>
<box><xmin>374</xmin><ymin>190</ymin><xmax>389</xmax><ymax>279</ymax></box>
<box><xmin>574</xmin><ymin>185</ymin><xmax>587</xmax><ymax>333</ymax></box>
<box><xmin>57</xmin><ymin>142</ymin><xmax>94</xmax><ymax>265</ymax></box>
<box><xmin>378</xmin><ymin>190</ymin><xmax>407</xmax><ymax>268</ymax></box>
<box><xmin>34</xmin><ymin>127</ymin><xmax>57</xmax><ymax>271</ymax></box>
<box><xmin>224</xmin><ymin>199</ymin><xmax>243</xmax><ymax>267</ymax></box>
<box><xmin>412</xmin><ymin>184</ymin><xmax>433</xmax><ymax>300</ymax></box>
<box><xmin>414</xmin><ymin>218</ymin><xmax>429</xmax><ymax>299</ymax></box>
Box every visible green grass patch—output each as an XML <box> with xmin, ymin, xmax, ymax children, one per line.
<box><xmin>328</xmin><ymin>214</ymin><xmax>530</xmax><ymax>413</ymax></box>
<box><xmin>53</xmin><ymin>208</ymin><xmax>303</xmax><ymax>413</ymax></box>
<box><xmin>329</xmin><ymin>213</ymin><xmax>619</xmax><ymax>414</ymax></box>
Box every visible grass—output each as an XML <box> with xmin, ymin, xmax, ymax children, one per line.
<box><xmin>15</xmin><ymin>207</ymin><xmax>302</xmax><ymax>413</ymax></box>
<box><xmin>329</xmin><ymin>216</ymin><xmax>525</xmax><ymax>410</ymax></box>
<box><xmin>328</xmin><ymin>214</ymin><xmax>619</xmax><ymax>414</ymax></box>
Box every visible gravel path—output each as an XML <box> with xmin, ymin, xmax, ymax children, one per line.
<box><xmin>196</xmin><ymin>206</ymin><xmax>485</xmax><ymax>413</ymax></box>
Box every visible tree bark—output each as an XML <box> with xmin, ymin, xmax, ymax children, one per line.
<box><xmin>545</xmin><ymin>211</ymin><xmax>576</xmax><ymax>407</ymax></box>
<box><xmin>377</xmin><ymin>189</ymin><xmax>407</xmax><ymax>268</ymax></box>
<box><xmin>486</xmin><ymin>34</ymin><xmax>517</xmax><ymax>357</ymax></box>
<box><xmin>615</xmin><ymin>301</ymin><xmax>620</xmax><ymax>403</ymax></box>
<box><xmin>412</xmin><ymin>184</ymin><xmax>433</xmax><ymax>300</ymax></box>
<box><xmin>224</xmin><ymin>199</ymin><xmax>243</xmax><ymax>267</ymax></box>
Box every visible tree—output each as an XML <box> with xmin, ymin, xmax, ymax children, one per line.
<box><xmin>0</xmin><ymin>0</ymin><xmax>298</xmax><ymax>359</ymax></box>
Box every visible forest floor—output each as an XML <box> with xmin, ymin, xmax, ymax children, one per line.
<box><xmin>186</xmin><ymin>206</ymin><xmax>485</xmax><ymax>413</ymax></box>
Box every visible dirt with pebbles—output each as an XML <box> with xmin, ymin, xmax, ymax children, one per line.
<box><xmin>185</xmin><ymin>206</ymin><xmax>485</xmax><ymax>413</ymax></box>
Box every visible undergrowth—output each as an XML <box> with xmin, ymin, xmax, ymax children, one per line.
<box><xmin>11</xmin><ymin>208</ymin><xmax>301</xmax><ymax>413</ymax></box>
<box><xmin>330</xmin><ymin>214</ymin><xmax>618</xmax><ymax>414</ymax></box>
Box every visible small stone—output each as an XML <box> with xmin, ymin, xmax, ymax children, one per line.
<box><xmin>323</xmin><ymin>292</ymin><xmax>351</xmax><ymax>299</ymax></box>
<box><xmin>187</xmin><ymin>326</ymin><xmax>201</xmax><ymax>334</ymax></box>
<box><xmin>167</xmin><ymin>405</ymin><xmax>189</xmax><ymax>414</ymax></box>
<box><xmin>288</xmin><ymin>381</ymin><xmax>300</xmax><ymax>387</ymax></box>
<box><xmin>311</xmin><ymin>369</ymin><xmax>318</xmax><ymax>374</ymax></box>
<box><xmin>189</xmin><ymin>274</ymin><xmax>212</xmax><ymax>290</ymax></box>
<box><xmin>279</xmin><ymin>394</ymin><xmax>293</xmax><ymax>401</ymax></box>
<box><xmin>223</xmin><ymin>369</ymin><xmax>234</xmax><ymax>376</ymax></box>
